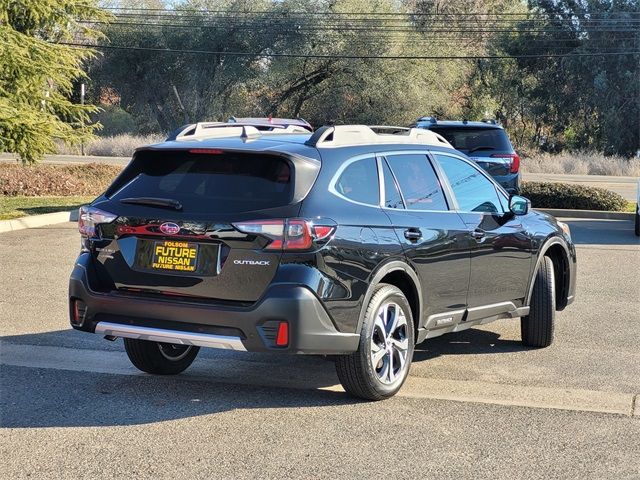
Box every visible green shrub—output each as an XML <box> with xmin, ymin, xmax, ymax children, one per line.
<box><xmin>95</xmin><ymin>106</ymin><xmax>137</xmax><ymax>137</ymax></box>
<box><xmin>522</xmin><ymin>182</ymin><xmax>628</xmax><ymax>211</ymax></box>
<box><xmin>0</xmin><ymin>163</ymin><xmax>123</xmax><ymax>197</ymax></box>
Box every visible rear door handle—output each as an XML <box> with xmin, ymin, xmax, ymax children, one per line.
<box><xmin>404</xmin><ymin>228</ymin><xmax>422</xmax><ymax>241</ymax></box>
<box><xmin>471</xmin><ymin>228</ymin><xmax>486</xmax><ymax>240</ymax></box>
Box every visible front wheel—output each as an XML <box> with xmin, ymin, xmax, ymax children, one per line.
<box><xmin>521</xmin><ymin>256</ymin><xmax>556</xmax><ymax>348</ymax></box>
<box><xmin>634</xmin><ymin>206</ymin><xmax>639</xmax><ymax>237</ymax></box>
<box><xmin>124</xmin><ymin>338</ymin><xmax>200</xmax><ymax>375</ymax></box>
<box><xmin>335</xmin><ymin>284</ymin><xmax>415</xmax><ymax>401</ymax></box>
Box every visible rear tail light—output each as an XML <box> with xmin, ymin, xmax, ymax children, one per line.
<box><xmin>491</xmin><ymin>153</ymin><xmax>520</xmax><ymax>173</ymax></box>
<box><xmin>233</xmin><ymin>218</ymin><xmax>335</xmax><ymax>251</ymax></box>
<box><xmin>78</xmin><ymin>206</ymin><xmax>117</xmax><ymax>237</ymax></box>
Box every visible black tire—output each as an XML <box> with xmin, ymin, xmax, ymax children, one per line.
<box><xmin>335</xmin><ymin>284</ymin><xmax>415</xmax><ymax>401</ymax></box>
<box><xmin>634</xmin><ymin>206</ymin><xmax>639</xmax><ymax>237</ymax></box>
<box><xmin>521</xmin><ymin>256</ymin><xmax>555</xmax><ymax>348</ymax></box>
<box><xmin>124</xmin><ymin>338</ymin><xmax>200</xmax><ymax>375</ymax></box>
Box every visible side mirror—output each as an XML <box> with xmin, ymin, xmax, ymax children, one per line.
<box><xmin>509</xmin><ymin>195</ymin><xmax>531</xmax><ymax>216</ymax></box>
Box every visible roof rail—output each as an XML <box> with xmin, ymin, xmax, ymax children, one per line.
<box><xmin>169</xmin><ymin>122</ymin><xmax>308</xmax><ymax>141</ymax></box>
<box><xmin>369</xmin><ymin>125</ymin><xmax>410</xmax><ymax>134</ymax></box>
<box><xmin>305</xmin><ymin>125</ymin><xmax>452</xmax><ymax>149</ymax></box>
<box><xmin>170</xmin><ymin>123</ymin><xmax>262</xmax><ymax>141</ymax></box>
<box><xmin>481</xmin><ymin>118</ymin><xmax>498</xmax><ymax>125</ymax></box>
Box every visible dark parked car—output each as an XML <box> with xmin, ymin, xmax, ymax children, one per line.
<box><xmin>69</xmin><ymin>123</ymin><xmax>576</xmax><ymax>400</ymax></box>
<box><xmin>412</xmin><ymin>117</ymin><xmax>521</xmax><ymax>194</ymax></box>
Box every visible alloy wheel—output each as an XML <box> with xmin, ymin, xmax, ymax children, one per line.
<box><xmin>370</xmin><ymin>302</ymin><xmax>410</xmax><ymax>385</ymax></box>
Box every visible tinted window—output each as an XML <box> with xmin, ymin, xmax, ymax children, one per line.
<box><xmin>429</xmin><ymin>127</ymin><xmax>511</xmax><ymax>154</ymax></box>
<box><xmin>435</xmin><ymin>154</ymin><xmax>504</xmax><ymax>214</ymax></box>
<box><xmin>107</xmin><ymin>150</ymin><xmax>293</xmax><ymax>213</ymax></box>
<box><xmin>334</xmin><ymin>157</ymin><xmax>379</xmax><ymax>205</ymax></box>
<box><xmin>385</xmin><ymin>154</ymin><xmax>448</xmax><ymax>211</ymax></box>
<box><xmin>382</xmin><ymin>160</ymin><xmax>404</xmax><ymax>209</ymax></box>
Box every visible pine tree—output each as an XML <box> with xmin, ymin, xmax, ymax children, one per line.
<box><xmin>0</xmin><ymin>0</ymin><xmax>110</xmax><ymax>163</ymax></box>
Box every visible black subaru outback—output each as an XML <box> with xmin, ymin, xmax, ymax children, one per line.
<box><xmin>69</xmin><ymin>123</ymin><xmax>576</xmax><ymax>400</ymax></box>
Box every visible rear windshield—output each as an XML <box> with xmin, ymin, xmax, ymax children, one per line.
<box><xmin>107</xmin><ymin>150</ymin><xmax>293</xmax><ymax>213</ymax></box>
<box><xmin>429</xmin><ymin>127</ymin><xmax>511</xmax><ymax>153</ymax></box>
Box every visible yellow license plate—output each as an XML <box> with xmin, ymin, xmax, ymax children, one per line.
<box><xmin>151</xmin><ymin>241</ymin><xmax>198</xmax><ymax>272</ymax></box>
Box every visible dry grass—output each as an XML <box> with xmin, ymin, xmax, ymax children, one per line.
<box><xmin>56</xmin><ymin>134</ymin><xmax>164</xmax><ymax>157</ymax></box>
<box><xmin>522</xmin><ymin>151</ymin><xmax>640</xmax><ymax>176</ymax></box>
<box><xmin>0</xmin><ymin>163</ymin><xmax>123</xmax><ymax>197</ymax></box>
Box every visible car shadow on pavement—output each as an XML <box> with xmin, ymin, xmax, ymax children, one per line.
<box><xmin>413</xmin><ymin>328</ymin><xmax>526</xmax><ymax>362</ymax></box>
<box><xmin>0</xmin><ymin>329</ymin><xmax>359</xmax><ymax>429</ymax></box>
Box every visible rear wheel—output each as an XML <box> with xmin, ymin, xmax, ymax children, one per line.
<box><xmin>124</xmin><ymin>338</ymin><xmax>199</xmax><ymax>375</ymax></box>
<box><xmin>335</xmin><ymin>284</ymin><xmax>414</xmax><ymax>401</ymax></box>
<box><xmin>634</xmin><ymin>205</ymin><xmax>639</xmax><ymax>236</ymax></box>
<box><xmin>521</xmin><ymin>256</ymin><xmax>555</xmax><ymax>348</ymax></box>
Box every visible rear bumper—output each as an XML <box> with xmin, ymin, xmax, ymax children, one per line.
<box><xmin>69</xmin><ymin>254</ymin><xmax>359</xmax><ymax>354</ymax></box>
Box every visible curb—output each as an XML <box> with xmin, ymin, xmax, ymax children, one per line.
<box><xmin>537</xmin><ymin>208</ymin><xmax>635</xmax><ymax>220</ymax></box>
<box><xmin>0</xmin><ymin>209</ymin><xmax>78</xmax><ymax>233</ymax></box>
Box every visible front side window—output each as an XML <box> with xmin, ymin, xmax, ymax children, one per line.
<box><xmin>385</xmin><ymin>154</ymin><xmax>448</xmax><ymax>211</ymax></box>
<box><xmin>333</xmin><ymin>157</ymin><xmax>379</xmax><ymax>205</ymax></box>
<box><xmin>434</xmin><ymin>154</ymin><xmax>504</xmax><ymax>214</ymax></box>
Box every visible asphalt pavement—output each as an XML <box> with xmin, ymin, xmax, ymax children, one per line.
<box><xmin>1</xmin><ymin>219</ymin><xmax>639</xmax><ymax>479</ymax></box>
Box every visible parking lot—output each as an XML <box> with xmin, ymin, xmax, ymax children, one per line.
<box><xmin>1</xmin><ymin>218</ymin><xmax>639</xmax><ymax>479</ymax></box>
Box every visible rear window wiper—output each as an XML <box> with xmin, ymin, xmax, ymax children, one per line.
<box><xmin>467</xmin><ymin>146</ymin><xmax>496</xmax><ymax>154</ymax></box>
<box><xmin>119</xmin><ymin>197</ymin><xmax>183</xmax><ymax>211</ymax></box>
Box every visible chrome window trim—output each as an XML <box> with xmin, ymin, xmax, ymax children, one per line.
<box><xmin>328</xmin><ymin>153</ymin><xmax>382</xmax><ymax>209</ymax></box>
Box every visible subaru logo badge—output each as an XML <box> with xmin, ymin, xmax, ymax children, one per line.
<box><xmin>159</xmin><ymin>222</ymin><xmax>180</xmax><ymax>235</ymax></box>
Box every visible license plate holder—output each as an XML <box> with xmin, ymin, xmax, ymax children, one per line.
<box><xmin>151</xmin><ymin>240</ymin><xmax>199</xmax><ymax>273</ymax></box>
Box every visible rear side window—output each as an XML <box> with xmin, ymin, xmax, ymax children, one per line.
<box><xmin>333</xmin><ymin>157</ymin><xmax>379</xmax><ymax>205</ymax></box>
<box><xmin>385</xmin><ymin>154</ymin><xmax>448</xmax><ymax>211</ymax></box>
<box><xmin>107</xmin><ymin>151</ymin><xmax>294</xmax><ymax>213</ymax></box>
<box><xmin>381</xmin><ymin>160</ymin><xmax>404</xmax><ymax>209</ymax></box>
<box><xmin>434</xmin><ymin>154</ymin><xmax>504</xmax><ymax>214</ymax></box>
<box><xmin>429</xmin><ymin>127</ymin><xmax>511</xmax><ymax>154</ymax></box>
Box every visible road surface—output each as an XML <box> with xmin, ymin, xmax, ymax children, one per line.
<box><xmin>1</xmin><ymin>218</ymin><xmax>638</xmax><ymax>479</ymax></box>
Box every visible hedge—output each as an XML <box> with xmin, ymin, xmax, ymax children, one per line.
<box><xmin>0</xmin><ymin>163</ymin><xmax>123</xmax><ymax>197</ymax></box>
<box><xmin>522</xmin><ymin>182</ymin><xmax>627</xmax><ymax>211</ymax></box>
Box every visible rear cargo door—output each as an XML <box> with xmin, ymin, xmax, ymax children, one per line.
<box><xmin>92</xmin><ymin>149</ymin><xmax>308</xmax><ymax>302</ymax></box>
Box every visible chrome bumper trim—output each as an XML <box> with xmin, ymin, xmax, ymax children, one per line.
<box><xmin>95</xmin><ymin>322</ymin><xmax>247</xmax><ymax>351</ymax></box>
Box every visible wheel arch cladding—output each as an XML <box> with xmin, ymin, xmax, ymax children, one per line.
<box><xmin>529</xmin><ymin>238</ymin><xmax>571</xmax><ymax>311</ymax></box>
<box><xmin>544</xmin><ymin>243</ymin><xmax>570</xmax><ymax>311</ymax></box>
<box><xmin>358</xmin><ymin>262</ymin><xmax>422</xmax><ymax>336</ymax></box>
<box><xmin>379</xmin><ymin>271</ymin><xmax>420</xmax><ymax>332</ymax></box>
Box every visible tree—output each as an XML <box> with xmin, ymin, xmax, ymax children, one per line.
<box><xmin>471</xmin><ymin>0</ymin><xmax>640</xmax><ymax>156</ymax></box>
<box><xmin>0</xmin><ymin>0</ymin><xmax>109</xmax><ymax>163</ymax></box>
